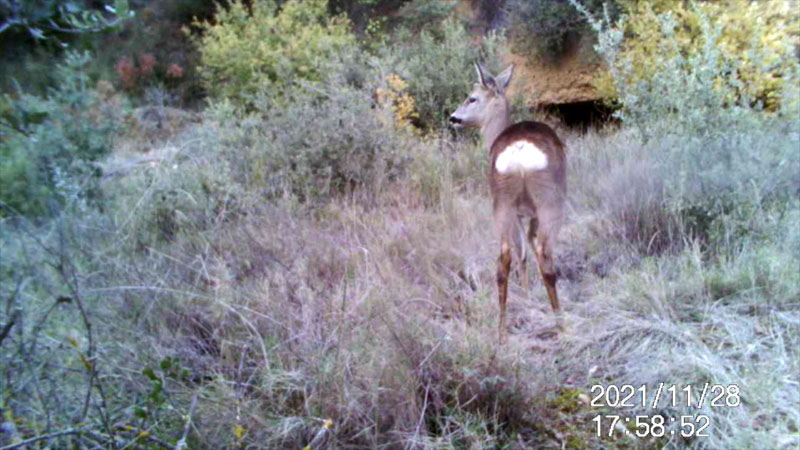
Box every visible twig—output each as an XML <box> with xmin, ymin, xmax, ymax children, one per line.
<box><xmin>304</xmin><ymin>419</ymin><xmax>334</xmax><ymax>450</ymax></box>
<box><xmin>175</xmin><ymin>394</ymin><xmax>199</xmax><ymax>450</ymax></box>
<box><xmin>0</xmin><ymin>427</ymin><xmax>86</xmax><ymax>450</ymax></box>
<box><xmin>56</xmin><ymin>220</ymin><xmax>97</xmax><ymax>424</ymax></box>
<box><xmin>0</xmin><ymin>309</ymin><xmax>20</xmax><ymax>347</ymax></box>
<box><xmin>1</xmin><ymin>277</ymin><xmax>27</xmax><ymax>347</ymax></box>
<box><xmin>413</xmin><ymin>380</ymin><xmax>431</xmax><ymax>444</ymax></box>
<box><xmin>113</xmin><ymin>425</ymin><xmax>173</xmax><ymax>449</ymax></box>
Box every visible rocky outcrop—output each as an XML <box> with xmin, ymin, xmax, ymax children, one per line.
<box><xmin>504</xmin><ymin>42</ymin><xmax>603</xmax><ymax>107</ymax></box>
<box><xmin>459</xmin><ymin>0</ymin><xmax>604</xmax><ymax>107</ymax></box>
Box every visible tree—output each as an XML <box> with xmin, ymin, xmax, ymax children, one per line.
<box><xmin>0</xmin><ymin>0</ymin><xmax>132</xmax><ymax>40</ymax></box>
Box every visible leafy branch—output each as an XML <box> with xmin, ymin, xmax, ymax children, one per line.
<box><xmin>0</xmin><ymin>0</ymin><xmax>133</xmax><ymax>40</ymax></box>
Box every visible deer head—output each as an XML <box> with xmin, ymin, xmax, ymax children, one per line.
<box><xmin>449</xmin><ymin>62</ymin><xmax>514</xmax><ymax>130</ymax></box>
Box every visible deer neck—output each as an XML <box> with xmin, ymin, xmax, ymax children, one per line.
<box><xmin>480</xmin><ymin>100</ymin><xmax>511</xmax><ymax>152</ymax></box>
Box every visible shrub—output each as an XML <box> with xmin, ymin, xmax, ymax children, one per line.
<box><xmin>396</xmin><ymin>0</ymin><xmax>458</xmax><ymax>32</ymax></box>
<box><xmin>166</xmin><ymin>63</ymin><xmax>184</xmax><ymax>79</ymax></box>
<box><xmin>0</xmin><ymin>51</ymin><xmax>128</xmax><ymax>218</ymax></box>
<box><xmin>114</xmin><ymin>52</ymin><xmax>161</xmax><ymax>92</ymax></box>
<box><xmin>505</xmin><ymin>0</ymin><xmax>617</xmax><ymax>61</ymax></box>
<box><xmin>114</xmin><ymin>55</ymin><xmax>137</xmax><ymax>90</ymax></box>
<box><xmin>572</xmin><ymin>1</ymin><xmax>800</xmax><ymax>252</ymax></box>
<box><xmin>216</xmin><ymin>67</ymin><xmax>410</xmax><ymax>201</ymax></box>
<box><xmin>375</xmin><ymin>73</ymin><xmax>420</xmax><ymax>132</ymax></box>
<box><xmin>190</xmin><ymin>0</ymin><xmax>356</xmax><ymax>107</ymax></box>
<box><xmin>112</xmin><ymin>131</ymin><xmax>248</xmax><ymax>249</ymax></box>
<box><xmin>591</xmin><ymin>0</ymin><xmax>800</xmax><ymax>110</ymax></box>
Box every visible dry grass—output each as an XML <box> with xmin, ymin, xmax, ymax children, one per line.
<box><xmin>2</xmin><ymin>113</ymin><xmax>798</xmax><ymax>449</ymax></box>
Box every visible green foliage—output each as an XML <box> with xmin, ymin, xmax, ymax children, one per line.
<box><xmin>218</xmin><ymin>66</ymin><xmax>409</xmax><ymax>201</ymax></box>
<box><xmin>328</xmin><ymin>0</ymin><xmax>401</xmax><ymax>33</ymax></box>
<box><xmin>505</xmin><ymin>0</ymin><xmax>618</xmax><ymax>61</ymax></box>
<box><xmin>0</xmin><ymin>51</ymin><xmax>127</xmax><ymax>217</ymax></box>
<box><xmin>0</xmin><ymin>0</ymin><xmax>132</xmax><ymax>40</ymax></box>
<box><xmin>590</xmin><ymin>0</ymin><xmax>799</xmax><ymax>110</ymax></box>
<box><xmin>396</xmin><ymin>0</ymin><xmax>457</xmax><ymax>32</ymax></box>
<box><xmin>383</xmin><ymin>19</ymin><xmax>506</xmax><ymax>130</ymax></box>
<box><xmin>571</xmin><ymin>1</ymin><xmax>800</xmax><ymax>252</ymax></box>
<box><xmin>191</xmin><ymin>0</ymin><xmax>356</xmax><ymax>107</ymax></box>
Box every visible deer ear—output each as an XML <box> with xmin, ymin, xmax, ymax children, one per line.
<box><xmin>474</xmin><ymin>61</ymin><xmax>495</xmax><ymax>90</ymax></box>
<box><xmin>495</xmin><ymin>64</ymin><xmax>514</xmax><ymax>93</ymax></box>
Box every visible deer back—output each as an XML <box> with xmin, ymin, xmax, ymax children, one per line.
<box><xmin>489</xmin><ymin>121</ymin><xmax>567</xmax><ymax>214</ymax></box>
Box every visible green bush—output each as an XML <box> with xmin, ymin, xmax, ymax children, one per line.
<box><xmin>396</xmin><ymin>0</ymin><xmax>457</xmax><ymax>32</ymax></box>
<box><xmin>212</xmin><ymin>62</ymin><xmax>410</xmax><ymax>201</ymax></box>
<box><xmin>0</xmin><ymin>51</ymin><xmax>128</xmax><ymax>218</ymax></box>
<box><xmin>0</xmin><ymin>0</ymin><xmax>132</xmax><ymax>39</ymax></box>
<box><xmin>505</xmin><ymin>0</ymin><xmax>617</xmax><ymax>61</ymax></box>
<box><xmin>572</xmin><ymin>2</ymin><xmax>800</xmax><ymax>252</ymax></box>
<box><xmin>590</xmin><ymin>0</ymin><xmax>799</xmax><ymax>110</ymax></box>
<box><xmin>191</xmin><ymin>0</ymin><xmax>356</xmax><ymax>107</ymax></box>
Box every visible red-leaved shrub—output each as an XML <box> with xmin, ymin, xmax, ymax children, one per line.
<box><xmin>166</xmin><ymin>63</ymin><xmax>184</xmax><ymax>79</ymax></box>
<box><xmin>138</xmin><ymin>53</ymin><xmax>156</xmax><ymax>77</ymax></box>
<box><xmin>114</xmin><ymin>56</ymin><xmax>137</xmax><ymax>90</ymax></box>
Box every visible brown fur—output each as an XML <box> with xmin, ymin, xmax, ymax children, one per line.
<box><xmin>489</xmin><ymin>121</ymin><xmax>567</xmax><ymax>221</ymax></box>
<box><xmin>450</xmin><ymin>64</ymin><xmax>567</xmax><ymax>342</ymax></box>
<box><xmin>489</xmin><ymin>121</ymin><xmax>567</xmax><ymax>339</ymax></box>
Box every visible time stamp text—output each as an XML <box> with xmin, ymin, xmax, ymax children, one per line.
<box><xmin>591</xmin><ymin>383</ymin><xmax>740</xmax><ymax>438</ymax></box>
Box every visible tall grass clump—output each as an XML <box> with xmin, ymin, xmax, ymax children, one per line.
<box><xmin>213</xmin><ymin>67</ymin><xmax>411</xmax><ymax>201</ymax></box>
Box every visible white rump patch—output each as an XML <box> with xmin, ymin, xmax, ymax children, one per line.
<box><xmin>495</xmin><ymin>141</ymin><xmax>548</xmax><ymax>174</ymax></box>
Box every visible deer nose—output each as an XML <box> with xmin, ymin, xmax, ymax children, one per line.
<box><xmin>449</xmin><ymin>116</ymin><xmax>462</xmax><ymax>124</ymax></box>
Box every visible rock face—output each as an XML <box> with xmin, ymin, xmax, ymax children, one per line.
<box><xmin>460</xmin><ymin>0</ymin><xmax>603</xmax><ymax>107</ymax></box>
<box><xmin>504</xmin><ymin>42</ymin><xmax>603</xmax><ymax>107</ymax></box>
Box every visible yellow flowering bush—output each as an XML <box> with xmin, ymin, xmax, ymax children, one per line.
<box><xmin>189</xmin><ymin>0</ymin><xmax>355</xmax><ymax>107</ymax></box>
<box><xmin>375</xmin><ymin>74</ymin><xmax>420</xmax><ymax>132</ymax></box>
<box><xmin>595</xmin><ymin>0</ymin><xmax>799</xmax><ymax>109</ymax></box>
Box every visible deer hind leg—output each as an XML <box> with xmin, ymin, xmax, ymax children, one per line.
<box><xmin>496</xmin><ymin>237</ymin><xmax>512</xmax><ymax>343</ymax></box>
<box><xmin>534</xmin><ymin>232</ymin><xmax>560</xmax><ymax>313</ymax></box>
<box><xmin>512</xmin><ymin>216</ymin><xmax>528</xmax><ymax>292</ymax></box>
<box><xmin>525</xmin><ymin>217</ymin><xmax>539</xmax><ymax>288</ymax></box>
<box><xmin>494</xmin><ymin>208</ymin><xmax>513</xmax><ymax>343</ymax></box>
<box><xmin>527</xmin><ymin>215</ymin><xmax>560</xmax><ymax>313</ymax></box>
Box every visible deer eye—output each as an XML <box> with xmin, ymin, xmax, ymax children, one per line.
<box><xmin>468</xmin><ymin>97</ymin><xmax>477</xmax><ymax>103</ymax></box>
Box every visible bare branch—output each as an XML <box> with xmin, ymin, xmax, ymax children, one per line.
<box><xmin>1</xmin><ymin>277</ymin><xmax>27</xmax><ymax>346</ymax></box>
<box><xmin>175</xmin><ymin>393</ymin><xmax>199</xmax><ymax>449</ymax></box>
<box><xmin>0</xmin><ymin>427</ymin><xmax>86</xmax><ymax>450</ymax></box>
<box><xmin>0</xmin><ymin>310</ymin><xmax>20</xmax><ymax>347</ymax></box>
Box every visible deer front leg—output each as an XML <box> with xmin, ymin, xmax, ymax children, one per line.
<box><xmin>497</xmin><ymin>239</ymin><xmax>512</xmax><ymax>343</ymax></box>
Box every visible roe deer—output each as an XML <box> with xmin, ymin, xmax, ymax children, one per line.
<box><xmin>449</xmin><ymin>62</ymin><xmax>566</xmax><ymax>342</ymax></box>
